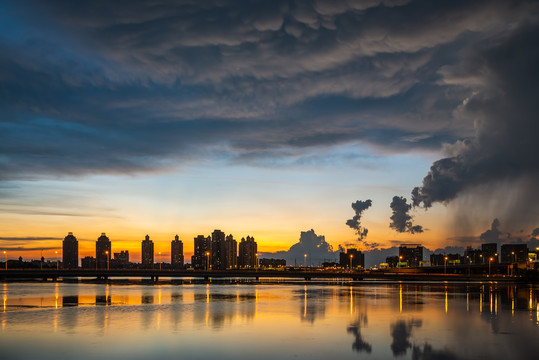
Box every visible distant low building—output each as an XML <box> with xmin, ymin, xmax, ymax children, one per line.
<box><xmin>501</xmin><ymin>244</ymin><xmax>528</xmax><ymax>263</ymax></box>
<box><xmin>259</xmin><ymin>258</ymin><xmax>286</xmax><ymax>268</ymax></box>
<box><xmin>114</xmin><ymin>250</ymin><xmax>129</xmax><ymax>265</ymax></box>
<box><xmin>81</xmin><ymin>256</ymin><xmax>96</xmax><ymax>269</ymax></box>
<box><xmin>386</xmin><ymin>256</ymin><xmax>399</xmax><ymax>268</ymax></box>
<box><xmin>339</xmin><ymin>248</ymin><xmax>365</xmax><ymax>269</ymax></box>
<box><xmin>399</xmin><ymin>244</ymin><xmax>423</xmax><ymax>267</ymax></box>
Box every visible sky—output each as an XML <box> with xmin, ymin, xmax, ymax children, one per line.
<box><xmin>1</xmin><ymin>0</ymin><xmax>538</xmax><ymax>262</ymax></box>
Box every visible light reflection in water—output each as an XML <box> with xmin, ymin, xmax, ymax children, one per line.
<box><xmin>0</xmin><ymin>282</ymin><xmax>538</xmax><ymax>360</ymax></box>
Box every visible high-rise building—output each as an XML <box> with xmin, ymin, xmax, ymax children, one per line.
<box><xmin>339</xmin><ymin>248</ymin><xmax>365</xmax><ymax>269</ymax></box>
<box><xmin>96</xmin><ymin>233</ymin><xmax>111</xmax><ymax>269</ymax></box>
<box><xmin>211</xmin><ymin>229</ymin><xmax>227</xmax><ymax>270</ymax></box>
<box><xmin>171</xmin><ymin>234</ymin><xmax>184</xmax><ymax>268</ymax></box>
<box><xmin>192</xmin><ymin>235</ymin><xmax>211</xmax><ymax>269</ymax></box>
<box><xmin>114</xmin><ymin>250</ymin><xmax>129</xmax><ymax>265</ymax></box>
<box><xmin>225</xmin><ymin>234</ymin><xmax>237</xmax><ymax>269</ymax></box>
<box><xmin>62</xmin><ymin>232</ymin><xmax>78</xmax><ymax>269</ymax></box>
<box><xmin>141</xmin><ymin>235</ymin><xmax>154</xmax><ymax>268</ymax></box>
<box><xmin>399</xmin><ymin>244</ymin><xmax>423</xmax><ymax>267</ymax></box>
<box><xmin>481</xmin><ymin>243</ymin><xmax>498</xmax><ymax>264</ymax></box>
<box><xmin>238</xmin><ymin>236</ymin><xmax>257</xmax><ymax>268</ymax></box>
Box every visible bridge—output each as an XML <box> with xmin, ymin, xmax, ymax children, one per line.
<box><xmin>0</xmin><ymin>268</ymin><xmax>525</xmax><ymax>282</ymax></box>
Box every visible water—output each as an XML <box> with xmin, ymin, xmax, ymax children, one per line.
<box><xmin>1</xmin><ymin>280</ymin><xmax>539</xmax><ymax>359</ymax></box>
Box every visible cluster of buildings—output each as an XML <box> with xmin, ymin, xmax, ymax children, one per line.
<box><xmin>62</xmin><ymin>230</ymin><xmax>259</xmax><ymax>270</ymax></box>
<box><xmin>384</xmin><ymin>242</ymin><xmax>538</xmax><ymax>268</ymax></box>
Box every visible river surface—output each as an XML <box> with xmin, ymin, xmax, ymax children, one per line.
<box><xmin>1</xmin><ymin>280</ymin><xmax>539</xmax><ymax>359</ymax></box>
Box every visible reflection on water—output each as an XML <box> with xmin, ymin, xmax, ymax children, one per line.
<box><xmin>347</xmin><ymin>313</ymin><xmax>371</xmax><ymax>353</ymax></box>
<box><xmin>1</xmin><ymin>282</ymin><xmax>539</xmax><ymax>359</ymax></box>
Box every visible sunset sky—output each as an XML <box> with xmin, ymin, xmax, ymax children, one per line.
<box><xmin>1</xmin><ymin>0</ymin><xmax>538</xmax><ymax>262</ymax></box>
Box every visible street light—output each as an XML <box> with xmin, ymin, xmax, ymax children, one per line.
<box><xmin>159</xmin><ymin>252</ymin><xmax>162</xmax><ymax>271</ymax></box>
<box><xmin>3</xmin><ymin>251</ymin><xmax>6</xmax><ymax>270</ymax></box>
<box><xmin>55</xmin><ymin>251</ymin><xmax>59</xmax><ymax>270</ymax></box>
<box><xmin>304</xmin><ymin>254</ymin><xmax>307</xmax><ymax>269</ymax></box>
<box><xmin>444</xmin><ymin>257</ymin><xmax>448</xmax><ymax>274</ymax></box>
<box><xmin>399</xmin><ymin>256</ymin><xmax>403</xmax><ymax>268</ymax></box>
<box><xmin>205</xmin><ymin>251</ymin><xmax>210</xmax><ymax>270</ymax></box>
<box><xmin>350</xmin><ymin>254</ymin><xmax>354</xmax><ymax>271</ymax></box>
<box><xmin>489</xmin><ymin>257</ymin><xmax>493</xmax><ymax>276</ymax></box>
<box><xmin>255</xmin><ymin>253</ymin><xmax>259</xmax><ymax>270</ymax></box>
<box><xmin>105</xmin><ymin>250</ymin><xmax>109</xmax><ymax>270</ymax></box>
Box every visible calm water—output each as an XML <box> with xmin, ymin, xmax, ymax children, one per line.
<box><xmin>1</xmin><ymin>280</ymin><xmax>539</xmax><ymax>360</ymax></box>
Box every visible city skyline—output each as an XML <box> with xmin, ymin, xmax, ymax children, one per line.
<box><xmin>1</xmin><ymin>1</ymin><xmax>538</xmax><ymax>260</ymax></box>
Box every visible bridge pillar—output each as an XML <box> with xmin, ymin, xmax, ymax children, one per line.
<box><xmin>304</xmin><ymin>277</ymin><xmax>311</xmax><ymax>281</ymax></box>
<box><xmin>255</xmin><ymin>276</ymin><xmax>259</xmax><ymax>281</ymax></box>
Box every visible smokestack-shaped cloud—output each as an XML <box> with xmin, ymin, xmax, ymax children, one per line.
<box><xmin>480</xmin><ymin>219</ymin><xmax>502</xmax><ymax>244</ymax></box>
<box><xmin>389</xmin><ymin>196</ymin><xmax>423</xmax><ymax>234</ymax></box>
<box><xmin>411</xmin><ymin>24</ymin><xmax>539</xmax><ymax>228</ymax></box>
<box><xmin>346</xmin><ymin>200</ymin><xmax>373</xmax><ymax>242</ymax></box>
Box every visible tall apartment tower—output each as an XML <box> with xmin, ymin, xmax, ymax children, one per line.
<box><xmin>211</xmin><ymin>229</ymin><xmax>227</xmax><ymax>270</ymax></box>
<box><xmin>192</xmin><ymin>235</ymin><xmax>211</xmax><ymax>269</ymax></box>
<box><xmin>62</xmin><ymin>232</ymin><xmax>78</xmax><ymax>269</ymax></box>
<box><xmin>171</xmin><ymin>234</ymin><xmax>184</xmax><ymax>268</ymax></box>
<box><xmin>238</xmin><ymin>236</ymin><xmax>257</xmax><ymax>268</ymax></box>
<box><xmin>141</xmin><ymin>234</ymin><xmax>154</xmax><ymax>268</ymax></box>
<box><xmin>96</xmin><ymin>233</ymin><xmax>111</xmax><ymax>269</ymax></box>
<box><xmin>225</xmin><ymin>234</ymin><xmax>237</xmax><ymax>269</ymax></box>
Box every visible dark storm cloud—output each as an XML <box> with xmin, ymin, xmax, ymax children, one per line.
<box><xmin>412</xmin><ymin>23</ymin><xmax>539</xmax><ymax>223</ymax></box>
<box><xmin>389</xmin><ymin>196</ymin><xmax>423</xmax><ymax>234</ymax></box>
<box><xmin>1</xmin><ymin>0</ymin><xmax>537</xmax><ymax>179</ymax></box>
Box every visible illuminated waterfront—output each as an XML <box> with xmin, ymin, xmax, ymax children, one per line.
<box><xmin>1</xmin><ymin>281</ymin><xmax>539</xmax><ymax>359</ymax></box>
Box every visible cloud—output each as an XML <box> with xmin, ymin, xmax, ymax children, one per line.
<box><xmin>412</xmin><ymin>22</ymin><xmax>539</xmax><ymax>228</ymax></box>
<box><xmin>0</xmin><ymin>0</ymin><xmax>537</xmax><ymax>182</ymax></box>
<box><xmin>390</xmin><ymin>319</ymin><xmax>422</xmax><ymax>356</ymax></box>
<box><xmin>0</xmin><ymin>237</ymin><xmax>62</xmax><ymax>241</ymax></box>
<box><xmin>389</xmin><ymin>196</ymin><xmax>423</xmax><ymax>233</ymax></box>
<box><xmin>262</xmin><ymin>229</ymin><xmax>339</xmax><ymax>265</ymax></box>
<box><xmin>346</xmin><ymin>200</ymin><xmax>373</xmax><ymax>244</ymax></box>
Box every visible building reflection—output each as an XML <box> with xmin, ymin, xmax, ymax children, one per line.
<box><xmin>347</xmin><ymin>313</ymin><xmax>371</xmax><ymax>353</ymax></box>
<box><xmin>193</xmin><ymin>287</ymin><xmax>256</xmax><ymax>329</ymax></box>
<box><xmin>298</xmin><ymin>286</ymin><xmax>326</xmax><ymax>323</ymax></box>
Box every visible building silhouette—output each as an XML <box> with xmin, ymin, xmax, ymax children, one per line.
<box><xmin>141</xmin><ymin>235</ymin><xmax>154</xmax><ymax>268</ymax></box>
<box><xmin>481</xmin><ymin>243</ymin><xmax>498</xmax><ymax>264</ymax></box>
<box><xmin>114</xmin><ymin>250</ymin><xmax>129</xmax><ymax>265</ymax></box>
<box><xmin>501</xmin><ymin>244</ymin><xmax>528</xmax><ymax>263</ymax></box>
<box><xmin>399</xmin><ymin>244</ymin><xmax>423</xmax><ymax>267</ymax></box>
<box><xmin>62</xmin><ymin>232</ymin><xmax>78</xmax><ymax>269</ymax></box>
<box><xmin>192</xmin><ymin>235</ymin><xmax>211</xmax><ymax>269</ymax></box>
<box><xmin>225</xmin><ymin>234</ymin><xmax>237</xmax><ymax>269</ymax></box>
<box><xmin>96</xmin><ymin>233</ymin><xmax>111</xmax><ymax>269</ymax></box>
<box><xmin>171</xmin><ymin>234</ymin><xmax>184</xmax><ymax>268</ymax></box>
<box><xmin>211</xmin><ymin>229</ymin><xmax>227</xmax><ymax>270</ymax></box>
<box><xmin>81</xmin><ymin>256</ymin><xmax>96</xmax><ymax>269</ymax></box>
<box><xmin>238</xmin><ymin>236</ymin><xmax>257</xmax><ymax>268</ymax></box>
<box><xmin>339</xmin><ymin>248</ymin><xmax>365</xmax><ymax>269</ymax></box>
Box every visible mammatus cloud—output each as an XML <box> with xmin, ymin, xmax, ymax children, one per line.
<box><xmin>411</xmin><ymin>23</ymin><xmax>539</xmax><ymax>228</ymax></box>
<box><xmin>389</xmin><ymin>196</ymin><xmax>423</xmax><ymax>233</ymax></box>
<box><xmin>346</xmin><ymin>199</ymin><xmax>373</xmax><ymax>244</ymax></box>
